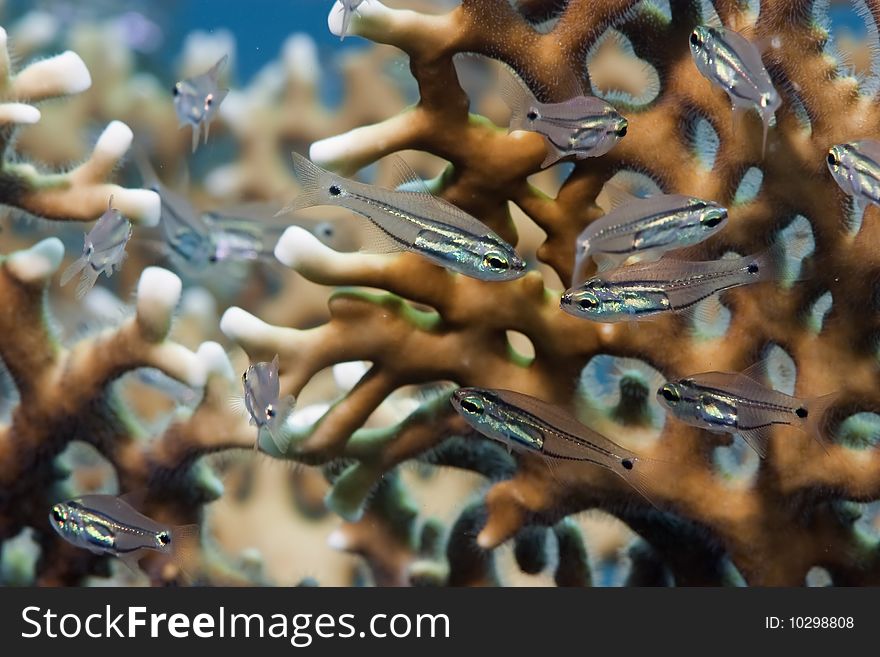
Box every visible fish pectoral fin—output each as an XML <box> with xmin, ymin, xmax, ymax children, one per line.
<box><xmin>736</xmin><ymin>428</ymin><xmax>770</xmax><ymax>459</ymax></box>
<box><xmin>358</xmin><ymin>220</ymin><xmax>405</xmax><ymax>254</ymax></box>
<box><xmin>59</xmin><ymin>256</ymin><xmax>86</xmax><ymax>287</ymax></box>
<box><xmin>592</xmin><ymin>252</ymin><xmax>626</xmax><ymax>273</ymax></box>
<box><xmin>540</xmin><ymin>140</ymin><xmax>567</xmax><ymax>169</ymax></box>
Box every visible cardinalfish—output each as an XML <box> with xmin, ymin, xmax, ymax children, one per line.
<box><xmin>451</xmin><ymin>387</ymin><xmax>663</xmax><ymax>504</ymax></box>
<box><xmin>173</xmin><ymin>54</ymin><xmax>229</xmax><ymax>152</ymax></box>
<box><xmin>827</xmin><ymin>140</ymin><xmax>880</xmax><ymax>219</ymax></box>
<box><xmin>60</xmin><ymin>196</ymin><xmax>132</xmax><ymax>299</ymax></box>
<box><xmin>656</xmin><ymin>362</ymin><xmax>838</xmax><ymax>458</ymax></box>
<box><xmin>573</xmin><ymin>184</ymin><xmax>728</xmax><ymax>283</ymax></box>
<box><xmin>237</xmin><ymin>355</ymin><xmax>296</xmax><ymax>452</ymax></box>
<box><xmin>561</xmin><ymin>244</ymin><xmax>794</xmax><ymax>323</ymax></box>
<box><xmin>689</xmin><ymin>25</ymin><xmax>781</xmax><ymax>156</ymax></box>
<box><xmin>499</xmin><ymin>67</ymin><xmax>627</xmax><ymax>168</ymax></box>
<box><xmin>279</xmin><ymin>153</ymin><xmax>526</xmax><ymax>282</ymax></box>
<box><xmin>49</xmin><ymin>494</ymin><xmax>197</xmax><ymax>572</ymax></box>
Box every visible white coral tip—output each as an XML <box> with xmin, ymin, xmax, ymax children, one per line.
<box><xmin>94</xmin><ymin>120</ymin><xmax>133</xmax><ymax>160</ymax></box>
<box><xmin>196</xmin><ymin>341</ymin><xmax>235</xmax><ymax>381</ymax></box>
<box><xmin>274</xmin><ymin>226</ymin><xmax>327</xmax><ymax>267</ymax></box>
<box><xmin>6</xmin><ymin>237</ymin><xmax>64</xmax><ymax>282</ymax></box>
<box><xmin>326</xmin><ymin>529</ymin><xmax>350</xmax><ymax>550</ymax></box>
<box><xmin>51</xmin><ymin>51</ymin><xmax>92</xmax><ymax>94</ymax></box>
<box><xmin>333</xmin><ymin>361</ymin><xmax>369</xmax><ymax>391</ymax></box>
<box><xmin>115</xmin><ymin>189</ymin><xmax>161</xmax><ymax>227</ymax></box>
<box><xmin>220</xmin><ymin>306</ymin><xmax>268</xmax><ymax>342</ymax></box>
<box><xmin>0</xmin><ymin>103</ymin><xmax>40</xmax><ymax>124</ymax></box>
<box><xmin>137</xmin><ymin>267</ymin><xmax>182</xmax><ymax>320</ymax></box>
<box><xmin>282</xmin><ymin>33</ymin><xmax>319</xmax><ymax>83</ymax></box>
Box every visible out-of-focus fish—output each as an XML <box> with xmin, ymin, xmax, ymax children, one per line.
<box><xmin>240</xmin><ymin>355</ymin><xmax>296</xmax><ymax>452</ymax></box>
<box><xmin>173</xmin><ymin>54</ymin><xmax>229</xmax><ymax>152</ymax></box>
<box><xmin>656</xmin><ymin>363</ymin><xmax>837</xmax><ymax>457</ymax></box>
<box><xmin>499</xmin><ymin>68</ymin><xmax>627</xmax><ymax>168</ymax></box>
<box><xmin>560</xmin><ymin>245</ymin><xmax>790</xmax><ymax>323</ymax></box>
<box><xmin>337</xmin><ymin>0</ymin><xmax>365</xmax><ymax>40</ymax></box>
<box><xmin>280</xmin><ymin>153</ymin><xmax>527</xmax><ymax>281</ymax></box>
<box><xmin>451</xmin><ymin>387</ymin><xmax>661</xmax><ymax>504</ymax></box>
<box><xmin>689</xmin><ymin>25</ymin><xmax>780</xmax><ymax>156</ymax></box>
<box><xmin>827</xmin><ymin>140</ymin><xmax>880</xmax><ymax>218</ymax></box>
<box><xmin>60</xmin><ymin>197</ymin><xmax>132</xmax><ymax>299</ymax></box>
<box><xmin>49</xmin><ymin>494</ymin><xmax>197</xmax><ymax>571</ymax></box>
<box><xmin>573</xmin><ymin>185</ymin><xmax>728</xmax><ymax>283</ymax></box>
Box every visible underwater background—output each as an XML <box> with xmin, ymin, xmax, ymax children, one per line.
<box><xmin>1</xmin><ymin>0</ymin><xmax>880</xmax><ymax>587</ymax></box>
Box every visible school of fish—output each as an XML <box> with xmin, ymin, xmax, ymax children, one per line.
<box><xmin>48</xmin><ymin>5</ymin><xmax>863</xmax><ymax>572</ymax></box>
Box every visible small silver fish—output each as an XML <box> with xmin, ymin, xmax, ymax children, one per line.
<box><xmin>173</xmin><ymin>54</ymin><xmax>229</xmax><ymax>152</ymax></box>
<box><xmin>60</xmin><ymin>196</ymin><xmax>132</xmax><ymax>299</ymax></box>
<box><xmin>338</xmin><ymin>0</ymin><xmax>365</xmax><ymax>40</ymax></box>
<box><xmin>451</xmin><ymin>387</ymin><xmax>660</xmax><ymax>504</ymax></box>
<box><xmin>689</xmin><ymin>25</ymin><xmax>781</xmax><ymax>156</ymax></box>
<box><xmin>573</xmin><ymin>185</ymin><xmax>728</xmax><ymax>283</ymax></box>
<box><xmin>241</xmin><ymin>355</ymin><xmax>296</xmax><ymax>452</ymax></box>
<box><xmin>280</xmin><ymin>153</ymin><xmax>527</xmax><ymax>282</ymax></box>
<box><xmin>827</xmin><ymin>140</ymin><xmax>880</xmax><ymax>217</ymax></box>
<box><xmin>657</xmin><ymin>364</ymin><xmax>836</xmax><ymax>457</ymax></box>
<box><xmin>561</xmin><ymin>246</ymin><xmax>786</xmax><ymax>323</ymax></box>
<box><xmin>500</xmin><ymin>68</ymin><xmax>627</xmax><ymax>168</ymax></box>
<box><xmin>49</xmin><ymin>494</ymin><xmax>196</xmax><ymax>570</ymax></box>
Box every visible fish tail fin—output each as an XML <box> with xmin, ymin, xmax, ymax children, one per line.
<box><xmin>191</xmin><ymin>123</ymin><xmax>200</xmax><ymax>153</ymax></box>
<box><xmin>618</xmin><ymin>453</ymin><xmax>667</xmax><ymax>510</ymax></box>
<box><xmin>75</xmin><ymin>267</ymin><xmax>100</xmax><ymax>299</ymax></box>
<box><xmin>498</xmin><ymin>67</ymin><xmax>532</xmax><ymax>132</ymax></box>
<box><xmin>279</xmin><ymin>152</ymin><xmax>337</xmax><ymax>215</ymax></box>
<box><xmin>340</xmin><ymin>6</ymin><xmax>353</xmax><ymax>39</ymax></box>
<box><xmin>169</xmin><ymin>524</ymin><xmax>201</xmax><ymax>583</ymax></box>
<box><xmin>59</xmin><ymin>255</ymin><xmax>86</xmax><ymax>287</ymax></box>
<box><xmin>798</xmin><ymin>391</ymin><xmax>841</xmax><ymax>453</ymax></box>
<box><xmin>209</xmin><ymin>54</ymin><xmax>228</xmax><ymax>80</ymax></box>
<box><xmin>752</xmin><ymin>240</ymin><xmax>806</xmax><ymax>285</ymax></box>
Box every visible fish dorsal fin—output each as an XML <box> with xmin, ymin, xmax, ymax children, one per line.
<box><xmin>118</xmin><ymin>490</ymin><xmax>147</xmax><ymax>511</ymax></box>
<box><xmin>551</xmin><ymin>65</ymin><xmax>586</xmax><ymax>103</ymax></box>
<box><xmin>752</xmin><ymin>34</ymin><xmax>782</xmax><ymax>56</ymax></box>
<box><xmin>601</xmin><ymin>182</ymin><xmax>641</xmax><ymax>211</ymax></box>
<box><xmin>209</xmin><ymin>54</ymin><xmax>229</xmax><ymax>81</ymax></box>
<box><xmin>739</xmin><ymin>359</ymin><xmax>769</xmax><ymax>384</ymax></box>
<box><xmin>389</xmin><ymin>156</ymin><xmax>434</xmax><ymax>197</ymax></box>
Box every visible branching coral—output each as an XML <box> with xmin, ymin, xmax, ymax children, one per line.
<box><xmin>220</xmin><ymin>0</ymin><xmax>880</xmax><ymax>586</ymax></box>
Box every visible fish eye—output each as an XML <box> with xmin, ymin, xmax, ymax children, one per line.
<box><xmin>205</xmin><ymin>94</ymin><xmax>214</xmax><ymax>107</ymax></box>
<box><xmin>328</xmin><ymin>185</ymin><xmax>342</xmax><ymax>196</ymax></box>
<box><xmin>460</xmin><ymin>396</ymin><xmax>484</xmax><ymax>415</ymax></box>
<box><xmin>747</xmin><ymin>262</ymin><xmax>759</xmax><ymax>274</ymax></box>
<box><xmin>483</xmin><ymin>253</ymin><xmax>510</xmax><ymax>271</ymax></box>
<box><xmin>266</xmin><ymin>405</ymin><xmax>276</xmax><ymax>418</ymax></box>
<box><xmin>576</xmin><ymin>293</ymin><xmax>599</xmax><ymax>311</ymax></box>
<box><xmin>701</xmin><ymin>211</ymin><xmax>725</xmax><ymax>228</ymax></box>
<box><xmin>690</xmin><ymin>30</ymin><xmax>703</xmax><ymax>47</ymax></box>
<box><xmin>621</xmin><ymin>458</ymin><xmax>634</xmax><ymax>470</ymax></box>
<box><xmin>172</xmin><ymin>84</ymin><xmax>180</xmax><ymax>97</ymax></box>
<box><xmin>526</xmin><ymin>110</ymin><xmax>538</xmax><ymax>121</ymax></box>
<box><xmin>51</xmin><ymin>506</ymin><xmax>65</xmax><ymax>524</ymax></box>
<box><xmin>660</xmin><ymin>384</ymin><xmax>680</xmax><ymax>403</ymax></box>
<box><xmin>157</xmin><ymin>531</ymin><xmax>171</xmax><ymax>546</ymax></box>
<box><xmin>827</xmin><ymin>151</ymin><xmax>839</xmax><ymax>167</ymax></box>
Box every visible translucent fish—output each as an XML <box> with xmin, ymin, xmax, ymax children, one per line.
<box><xmin>499</xmin><ymin>67</ymin><xmax>628</xmax><ymax>168</ymax></box>
<box><xmin>48</xmin><ymin>494</ymin><xmax>197</xmax><ymax>572</ymax></box>
<box><xmin>337</xmin><ymin>0</ymin><xmax>365</xmax><ymax>40</ymax></box>
<box><xmin>656</xmin><ymin>363</ymin><xmax>838</xmax><ymax>458</ymax></box>
<box><xmin>827</xmin><ymin>140</ymin><xmax>880</xmax><ymax>218</ymax></box>
<box><xmin>451</xmin><ymin>387</ymin><xmax>662</xmax><ymax>504</ymax></box>
<box><xmin>279</xmin><ymin>153</ymin><xmax>527</xmax><ymax>282</ymax></box>
<box><xmin>172</xmin><ymin>54</ymin><xmax>229</xmax><ymax>152</ymax></box>
<box><xmin>137</xmin><ymin>155</ymin><xmax>287</xmax><ymax>273</ymax></box>
<box><xmin>573</xmin><ymin>185</ymin><xmax>728</xmax><ymax>284</ymax></box>
<box><xmin>242</xmin><ymin>355</ymin><xmax>296</xmax><ymax>452</ymax></box>
<box><xmin>560</xmin><ymin>244</ymin><xmax>793</xmax><ymax>323</ymax></box>
<box><xmin>689</xmin><ymin>25</ymin><xmax>781</xmax><ymax>157</ymax></box>
<box><xmin>60</xmin><ymin>197</ymin><xmax>132</xmax><ymax>299</ymax></box>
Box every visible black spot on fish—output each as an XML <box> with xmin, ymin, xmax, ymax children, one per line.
<box><xmin>748</xmin><ymin>263</ymin><xmax>759</xmax><ymax>274</ymax></box>
<box><xmin>796</xmin><ymin>407</ymin><xmax>808</xmax><ymax>418</ymax></box>
<box><xmin>621</xmin><ymin>458</ymin><xmax>633</xmax><ymax>470</ymax></box>
<box><xmin>527</xmin><ymin>110</ymin><xmax>538</xmax><ymax>121</ymax></box>
<box><xmin>329</xmin><ymin>185</ymin><xmax>341</xmax><ymax>196</ymax></box>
